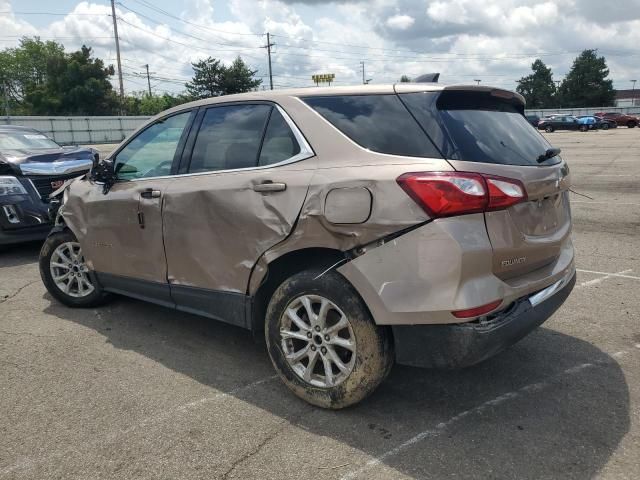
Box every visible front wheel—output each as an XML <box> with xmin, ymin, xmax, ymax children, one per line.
<box><xmin>39</xmin><ymin>230</ymin><xmax>111</xmax><ymax>308</ymax></box>
<box><xmin>602</xmin><ymin>123</ymin><xmax>610</xmax><ymax>130</ymax></box>
<box><xmin>545</xmin><ymin>125</ymin><xmax>554</xmax><ymax>133</ymax></box>
<box><xmin>265</xmin><ymin>270</ymin><xmax>393</xmax><ymax>409</ymax></box>
<box><xmin>627</xmin><ymin>121</ymin><xmax>637</xmax><ymax>128</ymax></box>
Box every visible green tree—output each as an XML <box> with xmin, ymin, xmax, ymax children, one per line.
<box><xmin>400</xmin><ymin>75</ymin><xmax>411</xmax><ymax>82</ymax></box>
<box><xmin>185</xmin><ymin>57</ymin><xmax>224</xmax><ymax>99</ymax></box>
<box><xmin>0</xmin><ymin>37</ymin><xmax>65</xmax><ymax>114</ymax></box>
<box><xmin>123</xmin><ymin>91</ymin><xmax>192</xmax><ymax>115</ymax></box>
<box><xmin>185</xmin><ymin>56</ymin><xmax>261</xmax><ymax>99</ymax></box>
<box><xmin>516</xmin><ymin>59</ymin><xmax>556</xmax><ymax>109</ymax></box>
<box><xmin>559</xmin><ymin>50</ymin><xmax>615</xmax><ymax>108</ymax></box>
<box><xmin>26</xmin><ymin>45</ymin><xmax>116</xmax><ymax>115</ymax></box>
<box><xmin>220</xmin><ymin>56</ymin><xmax>261</xmax><ymax>95</ymax></box>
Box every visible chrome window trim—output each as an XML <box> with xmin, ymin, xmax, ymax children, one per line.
<box><xmin>19</xmin><ymin>159</ymin><xmax>93</xmax><ymax>176</ymax></box>
<box><xmin>113</xmin><ymin>103</ymin><xmax>316</xmax><ymax>183</ymax></box>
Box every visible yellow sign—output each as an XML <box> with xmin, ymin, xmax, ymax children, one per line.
<box><xmin>312</xmin><ymin>73</ymin><xmax>335</xmax><ymax>84</ymax></box>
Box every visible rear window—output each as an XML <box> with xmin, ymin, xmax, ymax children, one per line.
<box><xmin>401</xmin><ymin>91</ymin><xmax>560</xmax><ymax>166</ymax></box>
<box><xmin>302</xmin><ymin>95</ymin><xmax>441</xmax><ymax>158</ymax></box>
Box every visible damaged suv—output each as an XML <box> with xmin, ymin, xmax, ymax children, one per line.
<box><xmin>39</xmin><ymin>84</ymin><xmax>575</xmax><ymax>408</ymax></box>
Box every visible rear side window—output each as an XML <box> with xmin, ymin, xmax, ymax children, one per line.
<box><xmin>189</xmin><ymin>104</ymin><xmax>271</xmax><ymax>173</ymax></box>
<box><xmin>401</xmin><ymin>91</ymin><xmax>559</xmax><ymax>166</ymax></box>
<box><xmin>302</xmin><ymin>95</ymin><xmax>441</xmax><ymax>157</ymax></box>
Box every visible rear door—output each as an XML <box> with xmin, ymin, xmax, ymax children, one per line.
<box><xmin>162</xmin><ymin>102</ymin><xmax>315</xmax><ymax>326</ymax></box>
<box><xmin>400</xmin><ymin>89</ymin><xmax>572</xmax><ymax>283</ymax></box>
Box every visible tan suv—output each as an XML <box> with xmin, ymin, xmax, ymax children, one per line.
<box><xmin>39</xmin><ymin>84</ymin><xmax>575</xmax><ymax>408</ymax></box>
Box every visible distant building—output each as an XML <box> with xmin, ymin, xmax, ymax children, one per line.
<box><xmin>615</xmin><ymin>89</ymin><xmax>639</xmax><ymax>107</ymax></box>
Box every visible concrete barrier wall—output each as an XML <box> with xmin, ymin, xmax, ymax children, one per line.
<box><xmin>2</xmin><ymin>116</ymin><xmax>151</xmax><ymax>145</ymax></box>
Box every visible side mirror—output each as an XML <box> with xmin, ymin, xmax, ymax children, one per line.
<box><xmin>90</xmin><ymin>160</ymin><xmax>116</xmax><ymax>194</ymax></box>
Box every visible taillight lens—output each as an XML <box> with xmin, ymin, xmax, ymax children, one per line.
<box><xmin>452</xmin><ymin>300</ymin><xmax>503</xmax><ymax>319</ymax></box>
<box><xmin>397</xmin><ymin>172</ymin><xmax>526</xmax><ymax>218</ymax></box>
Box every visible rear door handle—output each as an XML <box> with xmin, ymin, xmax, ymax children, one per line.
<box><xmin>140</xmin><ymin>189</ymin><xmax>161</xmax><ymax>199</ymax></box>
<box><xmin>253</xmin><ymin>182</ymin><xmax>287</xmax><ymax>193</ymax></box>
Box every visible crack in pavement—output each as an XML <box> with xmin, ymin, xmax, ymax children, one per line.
<box><xmin>0</xmin><ymin>280</ymin><xmax>39</xmax><ymax>304</ymax></box>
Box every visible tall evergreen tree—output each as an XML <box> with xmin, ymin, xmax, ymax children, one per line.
<box><xmin>516</xmin><ymin>59</ymin><xmax>556</xmax><ymax>108</ymax></box>
<box><xmin>559</xmin><ymin>50</ymin><xmax>615</xmax><ymax>107</ymax></box>
<box><xmin>220</xmin><ymin>56</ymin><xmax>261</xmax><ymax>94</ymax></box>
<box><xmin>185</xmin><ymin>57</ymin><xmax>225</xmax><ymax>99</ymax></box>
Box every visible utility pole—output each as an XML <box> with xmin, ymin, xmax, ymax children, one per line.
<box><xmin>3</xmin><ymin>82</ymin><xmax>9</xmax><ymax>119</ymax></box>
<box><xmin>262</xmin><ymin>33</ymin><xmax>275</xmax><ymax>90</ymax></box>
<box><xmin>145</xmin><ymin>64</ymin><xmax>152</xmax><ymax>96</ymax></box>
<box><xmin>632</xmin><ymin>80</ymin><xmax>637</xmax><ymax>107</ymax></box>
<box><xmin>473</xmin><ymin>79</ymin><xmax>481</xmax><ymax>85</ymax></box>
<box><xmin>360</xmin><ymin>61</ymin><xmax>365</xmax><ymax>84</ymax></box>
<box><xmin>110</xmin><ymin>0</ymin><xmax>125</xmax><ymax>113</ymax></box>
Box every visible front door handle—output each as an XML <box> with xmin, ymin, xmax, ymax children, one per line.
<box><xmin>253</xmin><ymin>182</ymin><xmax>287</xmax><ymax>193</ymax></box>
<box><xmin>140</xmin><ymin>189</ymin><xmax>161</xmax><ymax>199</ymax></box>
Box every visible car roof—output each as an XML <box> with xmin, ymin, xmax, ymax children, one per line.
<box><xmin>159</xmin><ymin>83</ymin><xmax>526</xmax><ymax>118</ymax></box>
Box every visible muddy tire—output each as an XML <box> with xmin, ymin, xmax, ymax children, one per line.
<box><xmin>39</xmin><ymin>230</ymin><xmax>111</xmax><ymax>308</ymax></box>
<box><xmin>265</xmin><ymin>269</ymin><xmax>393</xmax><ymax>409</ymax></box>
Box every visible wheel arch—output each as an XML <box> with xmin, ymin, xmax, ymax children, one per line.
<box><xmin>250</xmin><ymin>247</ymin><xmax>347</xmax><ymax>334</ymax></box>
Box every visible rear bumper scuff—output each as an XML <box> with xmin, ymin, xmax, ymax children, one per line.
<box><xmin>392</xmin><ymin>270</ymin><xmax>576</xmax><ymax>369</ymax></box>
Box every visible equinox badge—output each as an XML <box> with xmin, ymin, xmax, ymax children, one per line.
<box><xmin>501</xmin><ymin>257</ymin><xmax>526</xmax><ymax>267</ymax></box>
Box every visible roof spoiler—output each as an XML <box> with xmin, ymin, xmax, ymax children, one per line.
<box><xmin>413</xmin><ymin>73</ymin><xmax>440</xmax><ymax>83</ymax></box>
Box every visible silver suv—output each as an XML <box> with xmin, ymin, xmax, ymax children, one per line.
<box><xmin>39</xmin><ymin>84</ymin><xmax>575</xmax><ymax>408</ymax></box>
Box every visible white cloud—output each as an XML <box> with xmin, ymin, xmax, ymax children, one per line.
<box><xmin>386</xmin><ymin>14</ymin><xmax>415</xmax><ymax>30</ymax></box>
<box><xmin>1</xmin><ymin>0</ymin><xmax>639</xmax><ymax>94</ymax></box>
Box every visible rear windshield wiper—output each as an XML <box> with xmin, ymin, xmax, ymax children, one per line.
<box><xmin>536</xmin><ymin>147</ymin><xmax>561</xmax><ymax>163</ymax></box>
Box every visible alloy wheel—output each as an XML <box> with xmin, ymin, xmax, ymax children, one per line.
<box><xmin>280</xmin><ymin>294</ymin><xmax>356</xmax><ymax>388</ymax></box>
<box><xmin>50</xmin><ymin>241</ymin><xmax>95</xmax><ymax>298</ymax></box>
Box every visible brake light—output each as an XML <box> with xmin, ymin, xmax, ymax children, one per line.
<box><xmin>397</xmin><ymin>172</ymin><xmax>526</xmax><ymax>218</ymax></box>
<box><xmin>452</xmin><ymin>300</ymin><xmax>503</xmax><ymax>319</ymax></box>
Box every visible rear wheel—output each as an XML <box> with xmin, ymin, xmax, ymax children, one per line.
<box><xmin>627</xmin><ymin>120</ymin><xmax>637</xmax><ymax>128</ymax></box>
<box><xmin>602</xmin><ymin>123</ymin><xmax>610</xmax><ymax>130</ymax></box>
<box><xmin>545</xmin><ymin>125</ymin><xmax>554</xmax><ymax>133</ymax></box>
<box><xmin>579</xmin><ymin>125</ymin><xmax>588</xmax><ymax>132</ymax></box>
<box><xmin>265</xmin><ymin>270</ymin><xmax>393</xmax><ymax>409</ymax></box>
<box><xmin>39</xmin><ymin>230</ymin><xmax>111</xmax><ymax>308</ymax></box>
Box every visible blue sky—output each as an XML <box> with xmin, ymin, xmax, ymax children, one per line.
<box><xmin>2</xmin><ymin>0</ymin><xmax>639</xmax><ymax>96</ymax></box>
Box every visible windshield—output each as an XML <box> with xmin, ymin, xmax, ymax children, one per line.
<box><xmin>0</xmin><ymin>131</ymin><xmax>60</xmax><ymax>151</ymax></box>
<box><xmin>400</xmin><ymin>91</ymin><xmax>560</xmax><ymax>166</ymax></box>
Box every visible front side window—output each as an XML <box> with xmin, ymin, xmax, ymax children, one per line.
<box><xmin>189</xmin><ymin>104</ymin><xmax>271</xmax><ymax>173</ymax></box>
<box><xmin>115</xmin><ymin>111</ymin><xmax>191</xmax><ymax>181</ymax></box>
<box><xmin>302</xmin><ymin>95</ymin><xmax>441</xmax><ymax>157</ymax></box>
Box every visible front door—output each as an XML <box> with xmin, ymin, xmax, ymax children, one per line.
<box><xmin>162</xmin><ymin>103</ymin><xmax>316</xmax><ymax>326</ymax></box>
<box><xmin>80</xmin><ymin>110</ymin><xmax>194</xmax><ymax>306</ymax></box>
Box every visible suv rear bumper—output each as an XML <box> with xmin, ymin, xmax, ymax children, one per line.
<box><xmin>391</xmin><ymin>270</ymin><xmax>575</xmax><ymax>368</ymax></box>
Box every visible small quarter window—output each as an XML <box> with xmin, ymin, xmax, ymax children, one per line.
<box><xmin>258</xmin><ymin>109</ymin><xmax>301</xmax><ymax>166</ymax></box>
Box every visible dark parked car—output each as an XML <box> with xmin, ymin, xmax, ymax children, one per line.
<box><xmin>525</xmin><ymin>114</ymin><xmax>540</xmax><ymax>127</ymax></box>
<box><xmin>594</xmin><ymin>112</ymin><xmax>638</xmax><ymax>128</ymax></box>
<box><xmin>0</xmin><ymin>125</ymin><xmax>96</xmax><ymax>246</ymax></box>
<box><xmin>577</xmin><ymin>115</ymin><xmax>617</xmax><ymax>130</ymax></box>
<box><xmin>537</xmin><ymin>115</ymin><xmax>581</xmax><ymax>132</ymax></box>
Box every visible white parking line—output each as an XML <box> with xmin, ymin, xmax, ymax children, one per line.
<box><xmin>340</xmin><ymin>350</ymin><xmax>632</xmax><ymax>480</ymax></box>
<box><xmin>577</xmin><ymin>269</ymin><xmax>634</xmax><ymax>287</ymax></box>
<box><xmin>571</xmin><ymin>201</ymin><xmax>640</xmax><ymax>205</ymax></box>
<box><xmin>577</xmin><ymin>268</ymin><xmax>640</xmax><ymax>282</ymax></box>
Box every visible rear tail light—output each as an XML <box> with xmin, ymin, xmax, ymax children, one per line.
<box><xmin>452</xmin><ymin>300</ymin><xmax>503</xmax><ymax>319</ymax></box>
<box><xmin>397</xmin><ymin>172</ymin><xmax>526</xmax><ymax>218</ymax></box>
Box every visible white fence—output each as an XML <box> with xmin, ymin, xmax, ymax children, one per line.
<box><xmin>2</xmin><ymin>116</ymin><xmax>151</xmax><ymax>145</ymax></box>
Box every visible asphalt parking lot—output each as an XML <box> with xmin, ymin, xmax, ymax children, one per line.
<box><xmin>1</xmin><ymin>129</ymin><xmax>639</xmax><ymax>479</ymax></box>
